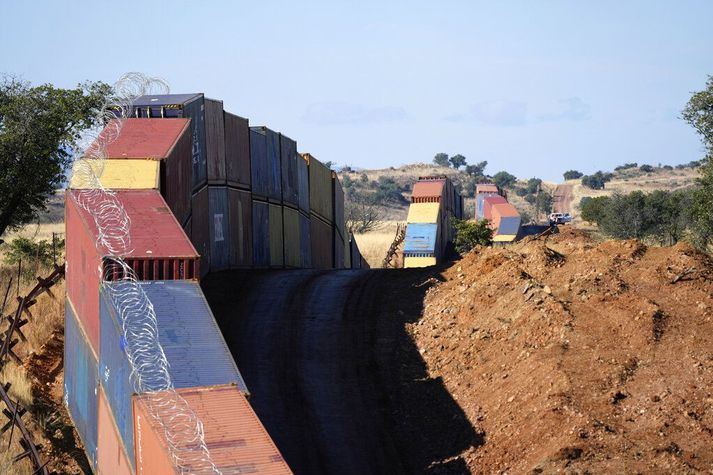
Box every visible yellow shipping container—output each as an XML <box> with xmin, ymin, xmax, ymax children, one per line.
<box><xmin>406</xmin><ymin>202</ymin><xmax>441</xmax><ymax>224</ymax></box>
<box><xmin>70</xmin><ymin>159</ymin><xmax>160</xmax><ymax>190</ymax></box>
<box><xmin>304</xmin><ymin>153</ymin><xmax>333</xmax><ymax>223</ymax></box>
<box><xmin>268</xmin><ymin>204</ymin><xmax>284</xmax><ymax>267</ymax></box>
<box><xmin>493</xmin><ymin>234</ymin><xmax>517</xmax><ymax>243</ymax></box>
<box><xmin>283</xmin><ymin>206</ymin><xmax>301</xmax><ymax>268</ymax></box>
<box><xmin>404</xmin><ymin>256</ymin><xmax>437</xmax><ymax>268</ymax></box>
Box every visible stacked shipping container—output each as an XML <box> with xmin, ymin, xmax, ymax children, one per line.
<box><xmin>403</xmin><ymin>176</ymin><xmax>462</xmax><ymax>268</ymax></box>
<box><xmin>474</xmin><ymin>183</ymin><xmax>521</xmax><ymax>242</ymax></box>
<box><xmin>66</xmin><ymin>92</ymin><xmax>365</xmax><ymax>474</ymax></box>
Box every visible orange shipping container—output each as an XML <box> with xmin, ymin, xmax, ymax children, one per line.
<box><xmin>97</xmin><ymin>385</ymin><xmax>133</xmax><ymax>475</ymax></box>
<box><xmin>133</xmin><ymin>385</ymin><xmax>292</xmax><ymax>474</ymax></box>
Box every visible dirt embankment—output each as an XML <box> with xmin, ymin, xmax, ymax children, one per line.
<box><xmin>414</xmin><ymin>228</ymin><xmax>713</xmax><ymax>473</ymax></box>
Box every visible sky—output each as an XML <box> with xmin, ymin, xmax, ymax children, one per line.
<box><xmin>2</xmin><ymin>1</ymin><xmax>712</xmax><ymax>181</ymax></box>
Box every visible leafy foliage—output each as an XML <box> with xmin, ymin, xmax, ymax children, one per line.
<box><xmin>683</xmin><ymin>75</ymin><xmax>713</xmax><ymax>250</ymax></box>
<box><xmin>614</xmin><ymin>162</ymin><xmax>638</xmax><ymax>171</ymax></box>
<box><xmin>580</xmin><ymin>191</ymin><xmax>693</xmax><ymax>245</ymax></box>
<box><xmin>3</xmin><ymin>236</ymin><xmax>64</xmax><ymax>280</ymax></box>
<box><xmin>448</xmin><ymin>154</ymin><xmax>467</xmax><ymax>169</ymax></box>
<box><xmin>465</xmin><ymin>161</ymin><xmax>488</xmax><ymax>176</ymax></box>
<box><xmin>453</xmin><ymin>219</ymin><xmax>493</xmax><ymax>254</ymax></box>
<box><xmin>581</xmin><ymin>171</ymin><xmax>614</xmax><ymax>190</ymax></box>
<box><xmin>433</xmin><ymin>153</ymin><xmax>450</xmax><ymax>167</ymax></box>
<box><xmin>639</xmin><ymin>164</ymin><xmax>655</xmax><ymax>173</ymax></box>
<box><xmin>0</xmin><ymin>76</ymin><xmax>111</xmax><ymax>237</ymax></box>
<box><xmin>374</xmin><ymin>176</ymin><xmax>407</xmax><ymax>205</ymax></box>
<box><xmin>563</xmin><ymin>170</ymin><xmax>583</xmax><ymax>180</ymax></box>
<box><xmin>492</xmin><ymin>171</ymin><xmax>517</xmax><ymax>189</ymax></box>
<box><xmin>525</xmin><ymin>178</ymin><xmax>542</xmax><ymax>194</ymax></box>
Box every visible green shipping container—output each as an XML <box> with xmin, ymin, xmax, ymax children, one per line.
<box><xmin>268</xmin><ymin>204</ymin><xmax>284</xmax><ymax>267</ymax></box>
<box><xmin>283</xmin><ymin>206</ymin><xmax>301</xmax><ymax>268</ymax></box>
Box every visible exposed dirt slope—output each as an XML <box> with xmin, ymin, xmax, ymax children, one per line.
<box><xmin>415</xmin><ymin>228</ymin><xmax>713</xmax><ymax>473</ymax></box>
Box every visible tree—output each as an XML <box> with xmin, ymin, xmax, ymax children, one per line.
<box><xmin>580</xmin><ymin>196</ymin><xmax>609</xmax><ymax>224</ymax></box>
<box><xmin>465</xmin><ymin>160</ymin><xmax>488</xmax><ymax>177</ymax></box>
<box><xmin>683</xmin><ymin>75</ymin><xmax>713</xmax><ymax>250</ymax></box>
<box><xmin>433</xmin><ymin>153</ymin><xmax>449</xmax><ymax>167</ymax></box>
<box><xmin>449</xmin><ymin>154</ymin><xmax>467</xmax><ymax>169</ymax></box>
<box><xmin>324</xmin><ymin>161</ymin><xmax>334</xmax><ymax>169</ymax></box>
<box><xmin>492</xmin><ymin>171</ymin><xmax>517</xmax><ymax>189</ymax></box>
<box><xmin>639</xmin><ymin>164</ymin><xmax>655</xmax><ymax>173</ymax></box>
<box><xmin>581</xmin><ymin>171</ymin><xmax>614</xmax><ymax>190</ymax></box>
<box><xmin>342</xmin><ymin>174</ymin><xmax>353</xmax><ymax>189</ymax></box>
<box><xmin>360</xmin><ymin>173</ymin><xmax>369</xmax><ymax>184</ymax></box>
<box><xmin>453</xmin><ymin>219</ymin><xmax>493</xmax><ymax>254</ymax></box>
<box><xmin>374</xmin><ymin>176</ymin><xmax>406</xmax><ymax>204</ymax></box>
<box><xmin>526</xmin><ymin>178</ymin><xmax>542</xmax><ymax>194</ymax></box>
<box><xmin>563</xmin><ymin>170</ymin><xmax>583</xmax><ymax>180</ymax></box>
<box><xmin>534</xmin><ymin>190</ymin><xmax>553</xmax><ymax>219</ymax></box>
<box><xmin>345</xmin><ymin>190</ymin><xmax>384</xmax><ymax>234</ymax></box>
<box><xmin>0</xmin><ymin>77</ymin><xmax>111</xmax><ymax>237</ymax></box>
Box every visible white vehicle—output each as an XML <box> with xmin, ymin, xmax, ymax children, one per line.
<box><xmin>549</xmin><ymin>212</ymin><xmax>572</xmax><ymax>225</ymax></box>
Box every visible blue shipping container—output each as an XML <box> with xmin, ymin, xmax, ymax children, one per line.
<box><xmin>129</xmin><ymin>94</ymin><xmax>207</xmax><ymax>192</ymax></box>
<box><xmin>265</xmin><ymin>128</ymin><xmax>282</xmax><ymax>201</ymax></box>
<box><xmin>64</xmin><ymin>299</ymin><xmax>98</xmax><ymax>470</ymax></box>
<box><xmin>299</xmin><ymin>212</ymin><xmax>312</xmax><ymax>268</ymax></box>
<box><xmin>404</xmin><ymin>223</ymin><xmax>439</xmax><ymax>254</ymax></box>
<box><xmin>99</xmin><ymin>281</ymin><xmax>248</xmax><ymax>467</ymax></box>
<box><xmin>250</xmin><ymin>128</ymin><xmax>269</xmax><ymax>198</ymax></box>
<box><xmin>498</xmin><ymin>216</ymin><xmax>522</xmax><ymax>236</ymax></box>
<box><xmin>252</xmin><ymin>200</ymin><xmax>270</xmax><ymax>267</ymax></box>
<box><xmin>208</xmin><ymin>186</ymin><xmax>230</xmax><ymax>271</ymax></box>
<box><xmin>280</xmin><ymin>134</ymin><xmax>299</xmax><ymax>208</ymax></box>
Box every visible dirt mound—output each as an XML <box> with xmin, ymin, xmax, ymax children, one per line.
<box><xmin>414</xmin><ymin>227</ymin><xmax>713</xmax><ymax>473</ymax></box>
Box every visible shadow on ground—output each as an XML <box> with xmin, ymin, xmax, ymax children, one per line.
<box><xmin>203</xmin><ymin>267</ymin><xmax>483</xmax><ymax>475</ymax></box>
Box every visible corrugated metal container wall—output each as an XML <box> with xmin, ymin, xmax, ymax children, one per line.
<box><xmin>299</xmin><ymin>213</ymin><xmax>311</xmax><ymax>268</ymax></box>
<box><xmin>265</xmin><ymin>127</ymin><xmax>282</xmax><ymax>202</ymax></box>
<box><xmin>297</xmin><ymin>155</ymin><xmax>310</xmax><ymax>214</ymax></box>
<box><xmin>406</xmin><ymin>202</ymin><xmax>441</xmax><ymax>223</ymax></box>
<box><xmin>404</xmin><ymin>223</ymin><xmax>439</xmax><ymax>255</ymax></box>
<box><xmin>205</xmin><ymin>98</ymin><xmax>226</xmax><ymax>185</ymax></box>
<box><xmin>224</xmin><ymin>112</ymin><xmax>251</xmax><ymax>189</ymax></box>
<box><xmin>483</xmin><ymin>195</ymin><xmax>507</xmax><ymax>221</ymax></box>
<box><xmin>64</xmin><ymin>299</ymin><xmax>98</xmax><ymax>470</ymax></box>
<box><xmin>350</xmin><ymin>238</ymin><xmax>362</xmax><ymax>270</ymax></box>
<box><xmin>333</xmin><ymin>172</ymin><xmax>345</xmax><ymax>239</ymax></box>
<box><xmin>99</xmin><ymin>281</ymin><xmax>248</xmax><ymax>465</ymax></box>
<box><xmin>228</xmin><ymin>188</ymin><xmax>253</xmax><ymax>268</ymax></box>
<box><xmin>252</xmin><ymin>200</ymin><xmax>270</xmax><ymax>267</ymax></box>
<box><xmin>344</xmin><ymin>234</ymin><xmax>352</xmax><ymax>269</ymax></box>
<box><xmin>65</xmin><ymin>191</ymin><xmax>102</xmax><ymax>353</ymax></box>
<box><xmin>310</xmin><ymin>215</ymin><xmax>333</xmax><ymax>269</ymax></box>
<box><xmin>250</xmin><ymin>128</ymin><xmax>269</xmax><ymax>198</ymax></box>
<box><xmin>97</xmin><ymin>385</ymin><xmax>132</xmax><ymax>475</ymax></box>
<box><xmin>333</xmin><ymin>227</ymin><xmax>345</xmax><ymax>269</ymax></box>
<box><xmin>192</xmin><ymin>186</ymin><xmax>211</xmax><ymax>277</ymax></box>
<box><xmin>182</xmin><ymin>216</ymin><xmax>192</xmax><ymax>246</ymax></box>
<box><xmin>69</xmin><ymin>159</ymin><xmax>160</xmax><ymax>190</ymax></box>
<box><xmin>133</xmin><ymin>386</ymin><xmax>293</xmax><ymax>475</ymax></box>
<box><xmin>269</xmin><ymin>203</ymin><xmax>284</xmax><ymax>267</ymax></box>
<box><xmin>305</xmin><ymin>154</ymin><xmax>333</xmax><ymax>223</ymax></box>
<box><xmin>129</xmin><ymin>94</ymin><xmax>207</xmax><ymax>192</ymax></box>
<box><xmin>95</xmin><ymin>117</ymin><xmax>193</xmax><ymax>226</ymax></box>
<box><xmin>208</xmin><ymin>186</ymin><xmax>230</xmax><ymax>271</ymax></box>
<box><xmin>411</xmin><ymin>180</ymin><xmax>445</xmax><ymax>203</ymax></box>
<box><xmin>280</xmin><ymin>134</ymin><xmax>299</xmax><ymax>208</ymax></box>
<box><xmin>283</xmin><ymin>206</ymin><xmax>301</xmax><ymax>268</ymax></box>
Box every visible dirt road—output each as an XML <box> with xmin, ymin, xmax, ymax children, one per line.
<box><xmin>552</xmin><ymin>183</ymin><xmax>574</xmax><ymax>214</ymax></box>
<box><xmin>203</xmin><ymin>269</ymin><xmax>480</xmax><ymax>474</ymax></box>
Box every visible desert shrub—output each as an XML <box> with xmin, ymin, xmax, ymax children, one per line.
<box><xmin>453</xmin><ymin>219</ymin><xmax>493</xmax><ymax>254</ymax></box>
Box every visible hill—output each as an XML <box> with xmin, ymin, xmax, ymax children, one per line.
<box><xmin>412</xmin><ymin>227</ymin><xmax>713</xmax><ymax>472</ymax></box>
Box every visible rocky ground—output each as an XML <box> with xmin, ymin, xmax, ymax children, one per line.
<box><xmin>413</xmin><ymin>227</ymin><xmax>713</xmax><ymax>473</ymax></box>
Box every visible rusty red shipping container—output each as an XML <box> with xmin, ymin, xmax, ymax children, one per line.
<box><xmin>92</xmin><ymin>118</ymin><xmax>193</xmax><ymax>227</ymax></box>
<box><xmin>224</xmin><ymin>112</ymin><xmax>251</xmax><ymax>190</ymax></box>
<box><xmin>228</xmin><ymin>188</ymin><xmax>253</xmax><ymax>268</ymax></box>
<box><xmin>411</xmin><ymin>179</ymin><xmax>445</xmax><ymax>203</ymax></box>
<box><xmin>191</xmin><ymin>186</ymin><xmax>211</xmax><ymax>278</ymax></box>
<box><xmin>483</xmin><ymin>195</ymin><xmax>508</xmax><ymax>221</ymax></box>
<box><xmin>133</xmin><ymin>385</ymin><xmax>292</xmax><ymax>474</ymax></box>
<box><xmin>65</xmin><ymin>189</ymin><xmax>199</xmax><ymax>354</ymax></box>
<box><xmin>310</xmin><ymin>213</ymin><xmax>333</xmax><ymax>269</ymax></box>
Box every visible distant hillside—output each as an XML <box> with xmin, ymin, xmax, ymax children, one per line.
<box><xmin>338</xmin><ymin>162</ymin><xmax>702</xmax><ymax>226</ymax></box>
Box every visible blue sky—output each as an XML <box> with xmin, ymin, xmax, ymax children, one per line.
<box><xmin>2</xmin><ymin>1</ymin><xmax>712</xmax><ymax>181</ymax></box>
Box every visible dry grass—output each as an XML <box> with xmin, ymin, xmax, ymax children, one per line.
<box><xmin>0</xmin><ymin>434</ymin><xmax>34</xmax><ymax>474</ymax></box>
<box><xmin>353</xmin><ymin>221</ymin><xmax>403</xmax><ymax>268</ymax></box>
<box><xmin>0</xmin><ymin>361</ymin><xmax>33</xmax><ymax>408</ymax></box>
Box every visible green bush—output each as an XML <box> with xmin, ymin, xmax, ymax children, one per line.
<box><xmin>563</xmin><ymin>170</ymin><xmax>583</xmax><ymax>180</ymax></box>
<box><xmin>453</xmin><ymin>219</ymin><xmax>493</xmax><ymax>254</ymax></box>
<box><xmin>3</xmin><ymin>237</ymin><xmax>64</xmax><ymax>281</ymax></box>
